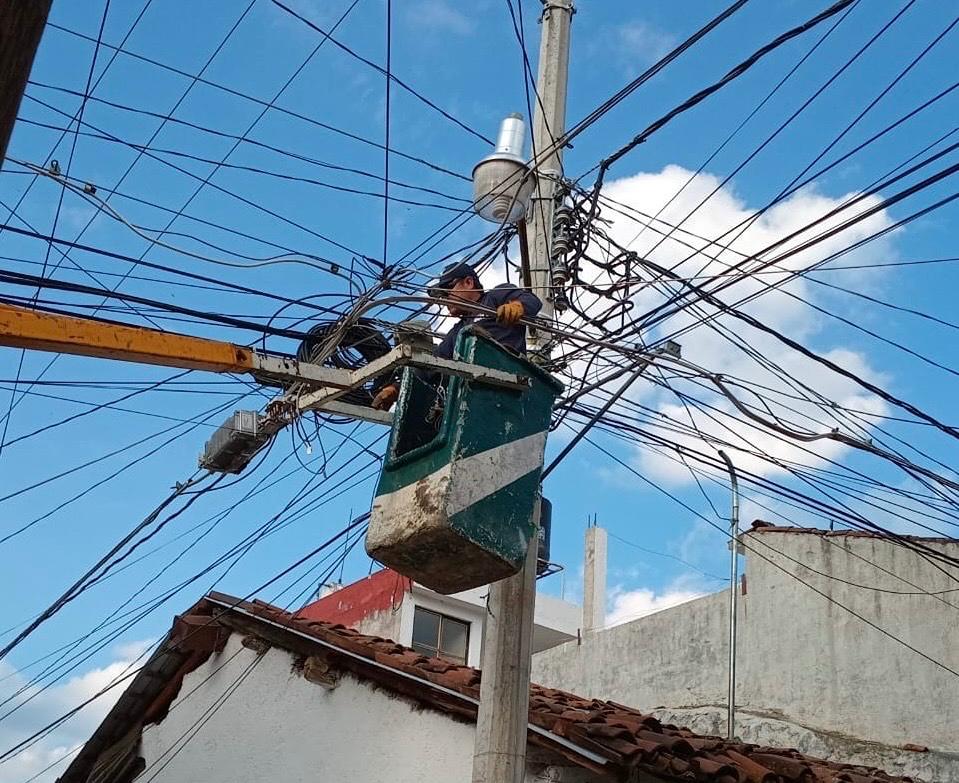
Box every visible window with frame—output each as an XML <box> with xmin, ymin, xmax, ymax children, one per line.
<box><xmin>411</xmin><ymin>606</ymin><xmax>470</xmax><ymax>664</ymax></box>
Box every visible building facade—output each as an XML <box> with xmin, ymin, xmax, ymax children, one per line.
<box><xmin>61</xmin><ymin>591</ymin><xmax>912</xmax><ymax>783</ymax></box>
<box><xmin>301</xmin><ymin>567</ymin><xmax>581</xmax><ymax>666</ymax></box>
<box><xmin>532</xmin><ymin>526</ymin><xmax>959</xmax><ymax>783</ymax></box>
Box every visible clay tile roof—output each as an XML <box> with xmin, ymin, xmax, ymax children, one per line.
<box><xmin>202</xmin><ymin>592</ymin><xmax>913</xmax><ymax>783</ymax></box>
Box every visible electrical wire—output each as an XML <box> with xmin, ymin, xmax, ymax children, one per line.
<box><xmin>0</xmin><ymin>0</ymin><xmax>114</xmax><ymax>460</ymax></box>
<box><xmin>0</xmin><ymin>472</ymin><xmax>213</xmax><ymax>661</ymax></box>
<box><xmin>269</xmin><ymin>0</ymin><xmax>493</xmax><ymax>146</ymax></box>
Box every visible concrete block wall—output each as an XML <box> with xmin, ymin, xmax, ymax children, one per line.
<box><xmin>532</xmin><ymin>529</ymin><xmax>959</xmax><ymax>773</ymax></box>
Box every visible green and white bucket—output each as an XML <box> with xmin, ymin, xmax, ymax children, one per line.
<box><xmin>366</xmin><ymin>328</ymin><xmax>562</xmax><ymax>594</ymax></box>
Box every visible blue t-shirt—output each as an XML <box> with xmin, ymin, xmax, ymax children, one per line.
<box><xmin>435</xmin><ymin>284</ymin><xmax>542</xmax><ymax>359</ymax></box>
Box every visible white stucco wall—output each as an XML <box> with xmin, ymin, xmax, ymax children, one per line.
<box><xmin>534</xmin><ymin>590</ymin><xmax>730</xmax><ymax>711</ymax></box>
<box><xmin>741</xmin><ymin>531</ymin><xmax>959</xmax><ymax>751</ymax></box>
<box><xmin>532</xmin><ymin>530</ymin><xmax>959</xmax><ymax>778</ymax></box>
<box><xmin>352</xmin><ymin>604</ymin><xmax>404</xmax><ymax>642</ymax></box>
<box><xmin>138</xmin><ymin>634</ymin><xmax>591</xmax><ymax>783</ymax></box>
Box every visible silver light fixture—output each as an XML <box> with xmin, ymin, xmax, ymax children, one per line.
<box><xmin>471</xmin><ymin>113</ymin><xmax>535</xmax><ymax>224</ymax></box>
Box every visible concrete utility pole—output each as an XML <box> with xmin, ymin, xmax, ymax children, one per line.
<box><xmin>0</xmin><ymin>0</ymin><xmax>52</xmax><ymax>163</ymax></box>
<box><xmin>471</xmin><ymin>505</ymin><xmax>540</xmax><ymax>783</ymax></box>
<box><xmin>526</xmin><ymin>0</ymin><xmax>573</xmax><ymax>352</ymax></box>
<box><xmin>472</xmin><ymin>3</ymin><xmax>573</xmax><ymax>783</ymax></box>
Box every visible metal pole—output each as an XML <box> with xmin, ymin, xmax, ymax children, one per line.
<box><xmin>471</xmin><ymin>4</ymin><xmax>572</xmax><ymax>783</ymax></box>
<box><xmin>718</xmin><ymin>450</ymin><xmax>740</xmax><ymax>741</ymax></box>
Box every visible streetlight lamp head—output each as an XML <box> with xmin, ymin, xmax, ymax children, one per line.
<box><xmin>472</xmin><ymin>114</ymin><xmax>535</xmax><ymax>224</ymax></box>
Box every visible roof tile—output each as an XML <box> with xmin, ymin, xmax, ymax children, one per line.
<box><xmin>723</xmin><ymin>749</ymin><xmax>778</xmax><ymax>783</ymax></box>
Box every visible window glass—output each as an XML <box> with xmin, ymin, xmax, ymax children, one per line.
<box><xmin>412</xmin><ymin>607</ymin><xmax>441</xmax><ymax>654</ymax></box>
<box><xmin>440</xmin><ymin>617</ymin><xmax>469</xmax><ymax>662</ymax></box>
<box><xmin>411</xmin><ymin>607</ymin><xmax>470</xmax><ymax>664</ymax></box>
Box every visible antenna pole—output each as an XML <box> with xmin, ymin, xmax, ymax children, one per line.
<box><xmin>719</xmin><ymin>450</ymin><xmax>740</xmax><ymax>740</ymax></box>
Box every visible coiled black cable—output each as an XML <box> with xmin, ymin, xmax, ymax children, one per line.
<box><xmin>296</xmin><ymin>319</ymin><xmax>392</xmax><ymax>405</ymax></box>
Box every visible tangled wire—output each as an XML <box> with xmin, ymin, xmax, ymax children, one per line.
<box><xmin>296</xmin><ymin>318</ymin><xmax>393</xmax><ymax>406</ymax></box>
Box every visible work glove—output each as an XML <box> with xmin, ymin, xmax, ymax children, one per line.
<box><xmin>496</xmin><ymin>300</ymin><xmax>525</xmax><ymax>326</ymax></box>
<box><xmin>371</xmin><ymin>383</ymin><xmax>399</xmax><ymax>411</ymax></box>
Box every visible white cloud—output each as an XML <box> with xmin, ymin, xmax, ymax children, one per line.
<box><xmin>585</xmin><ymin>18</ymin><xmax>676</xmax><ymax>76</ymax></box>
<box><xmin>114</xmin><ymin>640</ymin><xmax>152</xmax><ymax>661</ymax></box>
<box><xmin>407</xmin><ymin>0</ymin><xmax>475</xmax><ymax>36</ymax></box>
<box><xmin>560</xmin><ymin>164</ymin><xmax>896</xmax><ymax>489</ymax></box>
<box><xmin>62</xmin><ymin>205</ymin><xmax>97</xmax><ymax>233</ymax></box>
<box><xmin>616</xmin><ymin>20</ymin><xmax>676</xmax><ymax>67</ymax></box>
<box><xmin>677</xmin><ymin>518</ymin><xmax>724</xmax><ymax>565</ymax></box>
<box><xmin>606</xmin><ymin>577</ymin><xmax>708</xmax><ymax>627</ymax></box>
<box><xmin>0</xmin><ymin>640</ymin><xmax>153</xmax><ymax>783</ymax></box>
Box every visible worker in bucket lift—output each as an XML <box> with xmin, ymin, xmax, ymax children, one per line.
<box><xmin>371</xmin><ymin>260</ymin><xmax>542</xmax><ymax>410</ymax></box>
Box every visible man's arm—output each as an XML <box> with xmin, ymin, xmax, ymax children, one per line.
<box><xmin>487</xmin><ymin>284</ymin><xmax>542</xmax><ymax>318</ymax></box>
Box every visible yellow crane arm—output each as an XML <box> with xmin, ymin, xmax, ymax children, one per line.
<box><xmin>0</xmin><ymin>303</ymin><xmax>527</xmax><ymax>413</ymax></box>
<box><xmin>0</xmin><ymin>302</ymin><xmax>390</xmax><ymax>393</ymax></box>
<box><xmin>0</xmin><ymin>302</ymin><xmax>255</xmax><ymax>373</ymax></box>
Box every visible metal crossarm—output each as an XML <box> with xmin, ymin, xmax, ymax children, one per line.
<box><xmin>293</xmin><ymin>344</ymin><xmax>529</xmax><ymax>418</ymax></box>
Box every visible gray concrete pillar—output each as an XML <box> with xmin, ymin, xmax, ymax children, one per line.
<box><xmin>583</xmin><ymin>526</ymin><xmax>607</xmax><ymax>632</ymax></box>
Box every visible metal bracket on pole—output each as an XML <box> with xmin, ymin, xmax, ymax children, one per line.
<box><xmin>201</xmin><ymin>343</ymin><xmax>530</xmax><ymax>473</ymax></box>
<box><xmin>293</xmin><ymin>344</ymin><xmax>529</xmax><ymax>416</ymax></box>
<box><xmin>314</xmin><ymin>400</ymin><xmax>394</xmax><ymax>425</ymax></box>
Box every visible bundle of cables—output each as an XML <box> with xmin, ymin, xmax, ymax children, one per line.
<box><xmin>296</xmin><ymin>318</ymin><xmax>393</xmax><ymax>406</ymax></box>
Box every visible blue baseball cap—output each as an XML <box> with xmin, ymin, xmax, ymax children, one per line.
<box><xmin>428</xmin><ymin>261</ymin><xmax>480</xmax><ymax>299</ymax></box>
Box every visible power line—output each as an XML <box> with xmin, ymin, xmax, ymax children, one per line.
<box><xmin>661</xmin><ymin>5</ymin><xmax>954</xmax><ymax>300</ymax></box>
<box><xmin>0</xmin><ymin>3</ymin><xmax>263</xmax><ymax>448</ymax></box>
<box><xmin>618</xmin><ymin>0</ymin><xmax>859</xmax><ymax>254</ymax></box>
<box><xmin>0</xmin><ymin>472</ymin><xmax>213</xmax><ymax>661</ymax></box>
<box><xmin>91</xmin><ymin>0</ymin><xmax>366</xmax><ymax>315</ymax></box>
<box><xmin>614</xmin><ymin>0</ymin><xmax>912</xmax><ymax>276</ymax></box>
<box><xmin>0</xmin><ymin>0</ymin><xmax>114</xmax><ymax>460</ymax></box>
<box><xmin>0</xmin><ymin>266</ymin><xmax>322</xmax><ymax>339</ymax></box>
<box><xmin>577</xmin><ymin>433</ymin><xmax>959</xmax><ymax>678</ymax></box>
<box><xmin>0</xmin><ymin>511</ymin><xmax>372</xmax><ymax>764</ymax></box>
<box><xmin>269</xmin><ymin>0</ymin><xmax>493</xmax><ymax>146</ymax></box>
<box><xmin>42</xmin><ymin>22</ymin><xmax>472</xmax><ymax>183</ymax></box>
<box><xmin>562</xmin><ymin>0</ymin><xmax>752</xmax><ymax>148</ymax></box>
<box><xmin>606</xmin><ymin>531</ymin><xmax>727</xmax><ymax>583</ymax></box>
<box><xmin>0</xmin><ymin>430</ymin><xmax>381</xmax><ymax>723</ymax></box>
<box><xmin>583</xmin><ymin>416</ymin><xmax>959</xmax><ymax>608</ymax></box>
<box><xmin>0</xmin><ymin>369</ymin><xmax>194</xmax><ymax>448</ymax></box>
<box><xmin>0</xmin><ymin>392</ymin><xmax>255</xmax><ymax>544</ymax></box>
<box><xmin>585</xmin><ymin>0</ymin><xmax>857</xmax><ymax>187</ymax></box>
<box><xmin>0</xmin><ymin>0</ymin><xmax>154</xmax><ymax>246</ymax></box>
<box><xmin>593</xmin><ymin>189</ymin><xmax>959</xmax><ymax>374</ymax></box>
<box><xmin>13</xmin><ymin>116</ymin><xmax>470</xmax><ymax>204</ymax></box>
<box><xmin>0</xmin><ymin>223</ymin><xmax>350</xmax><ymax>317</ymax></box>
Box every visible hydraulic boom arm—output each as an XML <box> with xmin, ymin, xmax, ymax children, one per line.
<box><xmin>0</xmin><ymin>302</ymin><xmax>527</xmax><ymax>398</ymax></box>
<box><xmin>0</xmin><ymin>302</ymin><xmax>257</xmax><ymax>373</ymax></box>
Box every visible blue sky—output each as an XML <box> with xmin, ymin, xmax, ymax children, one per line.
<box><xmin>1</xmin><ymin>1</ymin><xmax>958</xmax><ymax>777</ymax></box>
